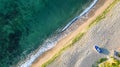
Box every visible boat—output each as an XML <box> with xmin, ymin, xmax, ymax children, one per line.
<box><xmin>94</xmin><ymin>45</ymin><xmax>102</xmax><ymax>53</ymax></box>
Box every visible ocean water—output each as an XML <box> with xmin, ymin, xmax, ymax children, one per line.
<box><xmin>0</xmin><ymin>0</ymin><xmax>93</xmax><ymax>67</ymax></box>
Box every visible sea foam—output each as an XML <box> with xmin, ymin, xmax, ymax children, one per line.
<box><xmin>18</xmin><ymin>0</ymin><xmax>98</xmax><ymax>67</ymax></box>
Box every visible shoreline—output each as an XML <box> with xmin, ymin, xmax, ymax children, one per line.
<box><xmin>62</xmin><ymin>0</ymin><xmax>98</xmax><ymax>32</ymax></box>
<box><xmin>17</xmin><ymin>0</ymin><xmax>98</xmax><ymax>67</ymax></box>
<box><xmin>31</xmin><ymin>0</ymin><xmax>114</xmax><ymax>67</ymax></box>
<box><xmin>46</xmin><ymin>0</ymin><xmax>120</xmax><ymax>67</ymax></box>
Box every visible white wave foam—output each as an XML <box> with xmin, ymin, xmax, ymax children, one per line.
<box><xmin>18</xmin><ymin>0</ymin><xmax>98</xmax><ymax>67</ymax></box>
<box><xmin>62</xmin><ymin>0</ymin><xmax>98</xmax><ymax>31</ymax></box>
<box><xmin>17</xmin><ymin>34</ymin><xmax>64</xmax><ymax>67</ymax></box>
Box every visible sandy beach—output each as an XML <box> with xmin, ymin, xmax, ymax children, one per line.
<box><xmin>47</xmin><ymin>0</ymin><xmax>120</xmax><ymax>67</ymax></box>
<box><xmin>31</xmin><ymin>0</ymin><xmax>114</xmax><ymax>67</ymax></box>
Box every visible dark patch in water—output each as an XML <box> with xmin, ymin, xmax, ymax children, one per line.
<box><xmin>0</xmin><ymin>0</ymin><xmax>93</xmax><ymax>66</ymax></box>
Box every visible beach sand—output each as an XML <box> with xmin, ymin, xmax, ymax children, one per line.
<box><xmin>31</xmin><ymin>0</ymin><xmax>114</xmax><ymax>67</ymax></box>
<box><xmin>47</xmin><ymin>1</ymin><xmax>120</xmax><ymax>67</ymax></box>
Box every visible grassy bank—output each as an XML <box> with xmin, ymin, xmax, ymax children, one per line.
<box><xmin>42</xmin><ymin>0</ymin><xmax>120</xmax><ymax>67</ymax></box>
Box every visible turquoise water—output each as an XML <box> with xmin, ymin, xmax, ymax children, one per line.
<box><xmin>0</xmin><ymin>0</ymin><xmax>93</xmax><ymax>66</ymax></box>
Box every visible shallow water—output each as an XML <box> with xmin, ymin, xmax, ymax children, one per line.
<box><xmin>0</xmin><ymin>0</ymin><xmax>93</xmax><ymax>66</ymax></box>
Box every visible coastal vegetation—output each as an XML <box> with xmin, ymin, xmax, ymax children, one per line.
<box><xmin>41</xmin><ymin>0</ymin><xmax>120</xmax><ymax>67</ymax></box>
<box><xmin>92</xmin><ymin>58</ymin><xmax>108</xmax><ymax>67</ymax></box>
<box><xmin>88</xmin><ymin>0</ymin><xmax>120</xmax><ymax>28</ymax></box>
<box><xmin>93</xmin><ymin>57</ymin><xmax>120</xmax><ymax>67</ymax></box>
<box><xmin>42</xmin><ymin>32</ymin><xmax>85</xmax><ymax>67</ymax></box>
